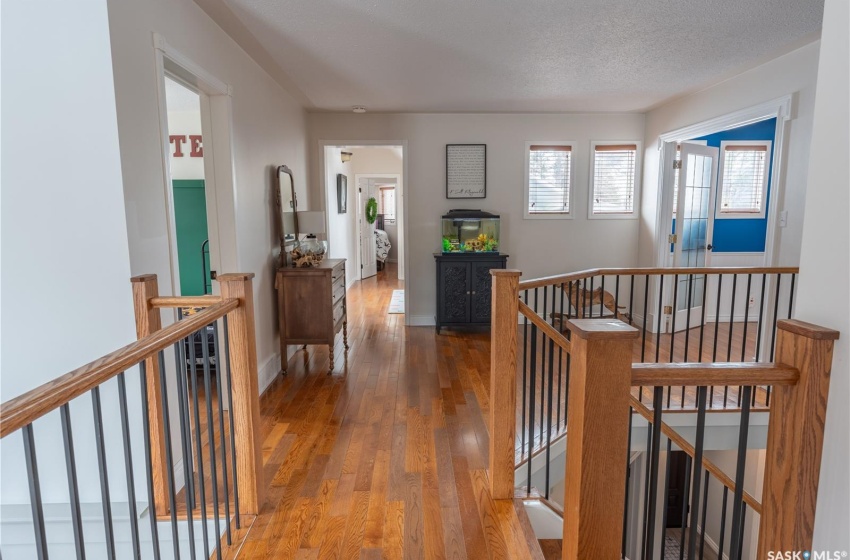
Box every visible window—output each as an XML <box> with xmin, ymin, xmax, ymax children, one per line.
<box><xmin>525</xmin><ymin>144</ymin><xmax>572</xmax><ymax>218</ymax></box>
<box><xmin>591</xmin><ymin>143</ymin><xmax>639</xmax><ymax>217</ymax></box>
<box><xmin>717</xmin><ymin>141</ymin><xmax>770</xmax><ymax>217</ymax></box>
<box><xmin>672</xmin><ymin>140</ymin><xmax>707</xmax><ymax>216</ymax></box>
<box><xmin>379</xmin><ymin>186</ymin><xmax>396</xmax><ymax>222</ymax></box>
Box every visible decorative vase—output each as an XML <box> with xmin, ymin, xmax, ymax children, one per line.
<box><xmin>288</xmin><ymin>238</ymin><xmax>328</xmax><ymax>267</ymax></box>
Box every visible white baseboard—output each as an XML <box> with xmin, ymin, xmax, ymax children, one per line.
<box><xmin>258</xmin><ymin>352</ymin><xmax>282</xmax><ymax>395</ymax></box>
<box><xmin>697</xmin><ymin>523</ymin><xmax>729</xmax><ymax>560</ymax></box>
<box><xmin>409</xmin><ymin>315</ymin><xmax>436</xmax><ymax>326</ymax></box>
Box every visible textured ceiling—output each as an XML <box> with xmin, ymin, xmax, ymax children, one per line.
<box><xmin>220</xmin><ymin>0</ymin><xmax>823</xmax><ymax>112</ymax></box>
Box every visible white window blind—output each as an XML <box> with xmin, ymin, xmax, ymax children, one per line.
<box><xmin>720</xmin><ymin>145</ymin><xmax>767</xmax><ymax>213</ymax></box>
<box><xmin>380</xmin><ymin>187</ymin><xmax>396</xmax><ymax>221</ymax></box>
<box><xmin>592</xmin><ymin>144</ymin><xmax>637</xmax><ymax>214</ymax></box>
<box><xmin>528</xmin><ymin>145</ymin><xmax>571</xmax><ymax>214</ymax></box>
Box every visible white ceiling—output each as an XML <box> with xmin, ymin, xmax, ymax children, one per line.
<box><xmin>219</xmin><ymin>0</ymin><xmax>823</xmax><ymax>113</ymax></box>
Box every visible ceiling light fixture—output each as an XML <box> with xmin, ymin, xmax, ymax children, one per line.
<box><xmin>341</xmin><ymin>151</ymin><xmax>353</xmax><ymax>163</ymax></box>
<box><xmin>352</xmin><ymin>106</ymin><xmax>367</xmax><ymax>113</ymax></box>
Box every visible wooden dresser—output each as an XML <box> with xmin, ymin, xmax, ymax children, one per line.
<box><xmin>275</xmin><ymin>258</ymin><xmax>348</xmax><ymax>374</ymax></box>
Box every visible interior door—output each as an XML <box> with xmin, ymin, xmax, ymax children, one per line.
<box><xmin>358</xmin><ymin>178</ymin><xmax>377</xmax><ymax>279</ymax></box>
<box><xmin>670</xmin><ymin>143</ymin><xmax>719</xmax><ymax>332</ymax></box>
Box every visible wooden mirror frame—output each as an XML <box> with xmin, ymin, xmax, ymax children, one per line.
<box><xmin>275</xmin><ymin>164</ymin><xmax>299</xmax><ymax>256</ymax></box>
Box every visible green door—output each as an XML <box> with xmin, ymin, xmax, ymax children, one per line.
<box><xmin>172</xmin><ymin>179</ymin><xmax>209</xmax><ymax>296</ymax></box>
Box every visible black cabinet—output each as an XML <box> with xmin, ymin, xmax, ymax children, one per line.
<box><xmin>434</xmin><ymin>253</ymin><xmax>508</xmax><ymax>333</ymax></box>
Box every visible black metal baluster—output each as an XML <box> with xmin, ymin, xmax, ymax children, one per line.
<box><xmin>222</xmin><ymin>315</ymin><xmax>241</xmax><ymax>528</ymax></box>
<box><xmin>201</xmin><ymin>325</ymin><xmax>224</xmax><ymax>559</ymax></box>
<box><xmin>788</xmin><ymin>274</ymin><xmax>796</xmax><ymax>319</ymax></box>
<box><xmin>614</xmin><ymin>275</ymin><xmax>620</xmax><ymax>320</ymax></box>
<box><xmin>769</xmin><ymin>275</ymin><xmax>783</xmax><ymax>362</ymax></box>
<box><xmin>589</xmin><ymin>276</ymin><xmax>595</xmax><ymax>317</ymax></box>
<box><xmin>717</xmin><ymin>486</ymin><xmax>729</xmax><ymax>560</ymax></box>
<box><xmin>521</xmin><ymin>290</ymin><xmax>528</xmax><ymax>455</ymax></box>
<box><xmin>527</xmin><ymin>318</ymin><xmax>537</xmax><ymax>495</ymax></box>
<box><xmin>622</xmin><ymin>411</ymin><xmax>634</xmax><ymax>559</ymax></box>
<box><xmin>91</xmin><ymin>386</ymin><xmax>116</xmax><ymax>560</ymax></box>
<box><xmin>557</xmin><ymin>284</ymin><xmax>564</xmax><ymax>431</ymax></box>
<box><xmin>641</xmin><ymin>412</ymin><xmax>653</xmax><ymax>557</ymax></box>
<box><xmin>117</xmin><ymin>373</ymin><xmax>141</xmax><ymax>559</ymax></box>
<box><xmin>172</xmin><ymin>342</ymin><xmax>197</xmax><ymax>560</ymax></box>
<box><xmin>629</xmin><ymin>275</ymin><xmax>636</xmax><ymax>327</ymax></box>
<box><xmin>600</xmin><ymin>276</ymin><xmax>605</xmax><ymax>318</ymax></box>
<box><xmin>710</xmin><ymin>274</ymin><xmax>724</xmax><ymax>406</ymax></box>
<box><xmin>23</xmin><ymin>424</ymin><xmax>48</xmax><ymax>560</ymax></box>
<box><xmin>60</xmin><ymin>404</ymin><xmax>85</xmax><ymax>560</ymax></box>
<box><xmin>563</xmin><ymin>283</ymin><xmax>572</xmax><ymax>433</ymax></box>
<box><xmin>659</xmin><ymin>438</ymin><xmax>673</xmax><ymax>559</ymax></box>
<box><xmin>544</xmin><ymin>325</ymin><xmax>555</xmax><ymax>499</ymax></box>
<box><xmin>678</xmin><ymin>455</ymin><xmax>692</xmax><ymax>560</ymax></box>
<box><xmin>680</xmin><ymin>273</ymin><xmax>695</xmax><ymax>408</ymax></box>
<box><xmin>698</xmin><ymin>274</ymin><xmax>708</xmax><ymax>365</ymax></box>
<box><xmin>176</xmin><ymin>308</ymin><xmax>196</xmax><ymax>509</ymax></box>
<box><xmin>138</xmin><ymin>363</ymin><xmax>161</xmax><ymax>560</ymax></box>
<box><xmin>755</xmin><ymin>274</ymin><xmax>768</xmax><ymax>362</ymax></box>
<box><xmin>212</xmin><ymin>321</ymin><xmax>233</xmax><ymax>544</ymax></box>
<box><xmin>728</xmin><ymin>386</ymin><xmax>753</xmax><ymax>560</ymax></box>
<box><xmin>687</xmin><ymin>386</ymin><xmax>708</xmax><ymax>559</ymax></box>
<box><xmin>740</xmin><ymin>276</ymin><xmax>753</xmax><ymax>407</ymax></box>
<box><xmin>643</xmin><ymin>387</ymin><xmax>664</xmax><ymax>560</ymax></box>
<box><xmin>655</xmin><ymin>275</ymin><xmax>665</xmax><ymax>363</ymax></box>
<box><xmin>540</xmin><ymin>288</ymin><xmax>547</xmax><ymax>447</ymax></box>
<box><xmin>188</xmin><ymin>331</ymin><xmax>211</xmax><ymax>559</ymax></box>
<box><xmin>699</xmin><ymin>472</ymin><xmax>710</xmax><ymax>560</ymax></box>
<box><xmin>157</xmin><ymin>351</ymin><xmax>182</xmax><ymax>560</ymax></box>
<box><xmin>669</xmin><ymin>273</ymin><xmax>678</xmax><ymax>362</ymax></box>
<box><xmin>736</xmin><ymin>508</ymin><xmax>748</xmax><ymax>560</ymax></box>
<box><xmin>641</xmin><ymin>276</ymin><xmax>649</xmax><ymax>403</ymax></box>
<box><xmin>725</xmin><ymin>275</ymin><xmax>738</xmax><ymax>410</ymax></box>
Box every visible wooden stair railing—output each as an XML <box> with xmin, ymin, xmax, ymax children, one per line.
<box><xmin>489</xmin><ymin>269</ymin><xmax>838</xmax><ymax>560</ymax></box>
<box><xmin>0</xmin><ymin>272</ymin><xmax>263</xmax><ymax>559</ymax></box>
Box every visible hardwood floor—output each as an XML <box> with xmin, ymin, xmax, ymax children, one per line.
<box><xmin>167</xmin><ymin>263</ymin><xmax>768</xmax><ymax>557</ymax></box>
<box><xmin>217</xmin><ymin>263</ymin><xmax>540</xmax><ymax>559</ymax></box>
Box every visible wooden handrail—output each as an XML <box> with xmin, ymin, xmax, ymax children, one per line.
<box><xmin>518</xmin><ymin>300</ymin><xmax>571</xmax><ymax>354</ymax></box>
<box><xmin>518</xmin><ymin>265</ymin><xmax>800</xmax><ymax>290</ymax></box>
<box><xmin>631</xmin><ymin>362</ymin><xmax>799</xmax><ymax>388</ymax></box>
<box><xmin>630</xmin><ymin>396</ymin><xmax>763</xmax><ymax>514</ymax></box>
<box><xmin>0</xmin><ymin>299</ymin><xmax>238</xmax><ymax>438</ymax></box>
<box><xmin>149</xmin><ymin>295</ymin><xmax>223</xmax><ymax>308</ymax></box>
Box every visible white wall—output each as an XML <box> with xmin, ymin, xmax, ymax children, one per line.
<box><xmin>309</xmin><ymin>113</ymin><xmax>646</xmax><ymax>324</ymax></box>
<box><xmin>324</xmin><ymin>146</ymin><xmax>357</xmax><ymax>286</ymax></box>
<box><xmin>351</xmin><ymin>147</ymin><xmax>404</xmax><ymax>269</ymax></box>
<box><xmin>107</xmin><ymin>0</ymin><xmax>310</xmax><ymax>391</ymax></box>
<box><xmin>640</xmin><ymin>41</ymin><xmax>821</xmax><ymax>269</ymax></box>
<box><xmin>1</xmin><ymin>0</ymin><xmax>138</xmax><ymax>513</ymax></box>
<box><xmin>796</xmin><ymin>0</ymin><xmax>850</xmax><ymax>547</ymax></box>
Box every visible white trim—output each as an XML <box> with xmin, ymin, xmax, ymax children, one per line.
<box><xmin>588</xmin><ymin>140</ymin><xmax>642</xmax><ymax>220</ymax></box>
<box><xmin>152</xmin><ymin>33</ymin><xmax>239</xmax><ymax>303</ymax></box>
<box><xmin>523</xmin><ymin>141</ymin><xmax>576</xmax><ymax>220</ymax></box>
<box><xmin>715</xmin><ymin>140</ymin><xmax>772</xmax><ymax>219</ymax></box>
<box><xmin>409</xmin><ymin>315</ymin><xmax>437</xmax><ymax>326</ymax></box>
<box><xmin>653</xmin><ymin>94</ymin><xmax>794</xmax><ymax>271</ymax></box>
<box><xmin>318</xmin><ymin>140</ymin><xmax>410</xmax><ymax>322</ymax></box>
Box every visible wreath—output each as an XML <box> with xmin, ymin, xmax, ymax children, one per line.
<box><xmin>365</xmin><ymin>197</ymin><xmax>378</xmax><ymax>224</ymax></box>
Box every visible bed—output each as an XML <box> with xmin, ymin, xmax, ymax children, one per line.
<box><xmin>375</xmin><ymin>214</ymin><xmax>392</xmax><ymax>271</ymax></box>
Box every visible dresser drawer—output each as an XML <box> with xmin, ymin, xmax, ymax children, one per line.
<box><xmin>331</xmin><ymin>262</ymin><xmax>345</xmax><ymax>284</ymax></box>
<box><xmin>332</xmin><ymin>278</ymin><xmax>345</xmax><ymax>305</ymax></box>
<box><xmin>332</xmin><ymin>298</ymin><xmax>345</xmax><ymax>326</ymax></box>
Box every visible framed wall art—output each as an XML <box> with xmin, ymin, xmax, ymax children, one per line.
<box><xmin>446</xmin><ymin>144</ymin><xmax>486</xmax><ymax>199</ymax></box>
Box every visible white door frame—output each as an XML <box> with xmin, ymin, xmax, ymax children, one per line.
<box><xmin>318</xmin><ymin>140</ymin><xmax>410</xmax><ymax>322</ymax></box>
<box><xmin>153</xmin><ymin>33</ymin><xmax>239</xmax><ymax>299</ymax></box>
<box><xmin>354</xmin><ymin>173</ymin><xmax>402</xmax><ymax>280</ymax></box>
<box><xmin>653</xmin><ymin>95</ymin><xmax>793</xmax><ymax>270</ymax></box>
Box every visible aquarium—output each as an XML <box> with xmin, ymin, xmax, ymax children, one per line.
<box><xmin>441</xmin><ymin>209</ymin><xmax>500</xmax><ymax>253</ymax></box>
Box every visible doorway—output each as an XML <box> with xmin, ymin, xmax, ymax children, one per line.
<box><xmin>154</xmin><ymin>34</ymin><xmax>239</xmax><ymax>298</ymax></box>
<box><xmin>322</xmin><ymin>144</ymin><xmax>407</xmax><ymax>318</ymax></box>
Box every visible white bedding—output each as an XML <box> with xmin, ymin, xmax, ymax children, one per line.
<box><xmin>375</xmin><ymin>229</ymin><xmax>391</xmax><ymax>262</ymax></box>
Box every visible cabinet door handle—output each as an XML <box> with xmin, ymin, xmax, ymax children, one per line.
<box><xmin>466</xmin><ymin>291</ymin><xmax>470</xmax><ymax>295</ymax></box>
<box><xmin>472</xmin><ymin>291</ymin><xmax>476</xmax><ymax>295</ymax></box>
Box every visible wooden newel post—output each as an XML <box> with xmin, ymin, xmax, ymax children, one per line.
<box><xmin>562</xmin><ymin>319</ymin><xmax>638</xmax><ymax>560</ymax></box>
<box><xmin>218</xmin><ymin>273</ymin><xmax>264</xmax><ymax>515</ymax></box>
<box><xmin>758</xmin><ymin>319</ymin><xmax>839</xmax><ymax>557</ymax></box>
<box><xmin>489</xmin><ymin>269</ymin><xmax>521</xmax><ymax>500</ymax></box>
<box><xmin>130</xmin><ymin>274</ymin><xmax>169</xmax><ymax>516</ymax></box>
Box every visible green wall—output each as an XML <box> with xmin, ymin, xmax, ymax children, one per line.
<box><xmin>172</xmin><ymin>180</ymin><xmax>209</xmax><ymax>296</ymax></box>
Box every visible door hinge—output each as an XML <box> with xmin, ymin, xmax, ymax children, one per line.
<box><xmin>668</xmin><ymin>234</ymin><xmax>678</xmax><ymax>244</ymax></box>
<box><xmin>664</xmin><ymin>305</ymin><xmax>673</xmax><ymax>315</ymax></box>
<box><xmin>673</xmin><ymin>160</ymin><xmax>682</xmax><ymax>170</ymax></box>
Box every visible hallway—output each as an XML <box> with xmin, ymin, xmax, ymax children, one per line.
<box><xmin>226</xmin><ymin>264</ymin><xmax>533</xmax><ymax>558</ymax></box>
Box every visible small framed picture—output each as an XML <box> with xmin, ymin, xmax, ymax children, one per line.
<box><xmin>446</xmin><ymin>144</ymin><xmax>486</xmax><ymax>199</ymax></box>
<box><xmin>337</xmin><ymin>174</ymin><xmax>347</xmax><ymax>213</ymax></box>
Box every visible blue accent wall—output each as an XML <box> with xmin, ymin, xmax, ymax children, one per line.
<box><xmin>693</xmin><ymin>118</ymin><xmax>776</xmax><ymax>253</ymax></box>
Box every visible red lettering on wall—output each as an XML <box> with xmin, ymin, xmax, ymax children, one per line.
<box><xmin>189</xmin><ymin>135</ymin><xmax>204</xmax><ymax>158</ymax></box>
<box><xmin>169</xmin><ymin>135</ymin><xmax>186</xmax><ymax>157</ymax></box>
